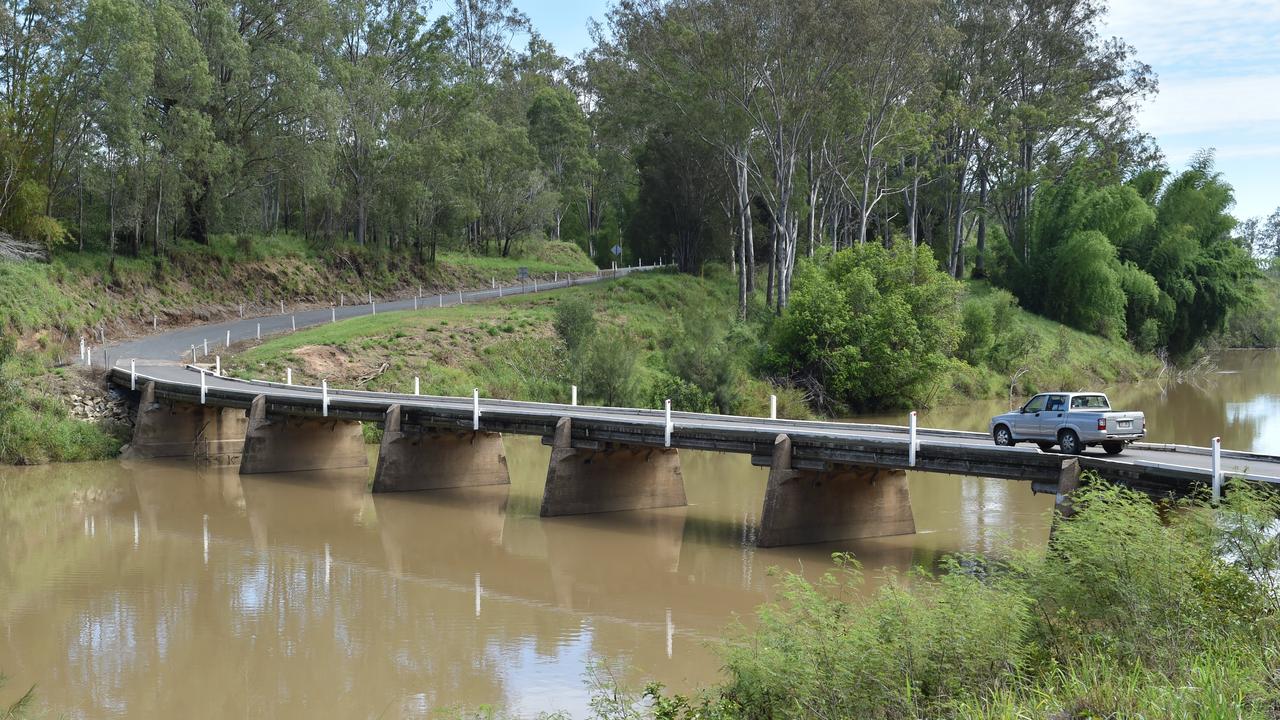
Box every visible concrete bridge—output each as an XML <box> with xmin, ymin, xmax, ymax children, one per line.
<box><xmin>97</xmin><ymin>268</ymin><xmax>1280</xmax><ymax>547</ymax></box>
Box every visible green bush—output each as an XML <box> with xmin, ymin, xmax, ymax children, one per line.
<box><xmin>764</xmin><ymin>244</ymin><xmax>963</xmax><ymax>412</ymax></box>
<box><xmin>645</xmin><ymin>480</ymin><xmax>1280</xmax><ymax>720</ymax></box>
<box><xmin>554</xmin><ymin>297</ymin><xmax>597</xmax><ymax>353</ymax></box>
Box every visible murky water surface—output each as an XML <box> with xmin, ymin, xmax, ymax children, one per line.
<box><xmin>2</xmin><ymin>350</ymin><xmax>1276</xmax><ymax>717</ymax></box>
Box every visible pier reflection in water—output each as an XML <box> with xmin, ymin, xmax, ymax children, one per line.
<box><xmin>2</xmin><ymin>349</ymin><xmax>1273</xmax><ymax>718</ymax></box>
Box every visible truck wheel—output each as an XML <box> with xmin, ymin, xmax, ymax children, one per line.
<box><xmin>1102</xmin><ymin>441</ymin><xmax>1124</xmax><ymax>455</ymax></box>
<box><xmin>1037</xmin><ymin>441</ymin><xmax>1056</xmax><ymax>452</ymax></box>
<box><xmin>1058</xmin><ymin>429</ymin><xmax>1083</xmax><ymax>455</ymax></box>
<box><xmin>993</xmin><ymin>425</ymin><xmax>1014</xmax><ymax>446</ymax></box>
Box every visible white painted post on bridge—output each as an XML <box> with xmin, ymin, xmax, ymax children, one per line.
<box><xmin>200</xmin><ymin>369</ymin><xmax>206</xmax><ymax>405</ymax></box>
<box><xmin>571</xmin><ymin>385</ymin><xmax>577</xmax><ymax>406</ymax></box>
<box><xmin>286</xmin><ymin>368</ymin><xmax>293</xmax><ymax>385</ymax></box>
<box><xmin>1211</xmin><ymin>436</ymin><xmax>1222</xmax><ymax>503</ymax></box>
<box><xmin>214</xmin><ymin>356</ymin><xmax>220</xmax><ymax>376</ymax></box>
<box><xmin>413</xmin><ymin>377</ymin><xmax>420</xmax><ymax>396</ymax></box>
<box><xmin>770</xmin><ymin>394</ymin><xmax>777</xmax><ymax>420</ymax></box>
<box><xmin>908</xmin><ymin>411</ymin><xmax>918</xmax><ymax>468</ymax></box>
<box><xmin>130</xmin><ymin>360</ymin><xmax>136</xmax><ymax>390</ymax></box>
<box><xmin>322</xmin><ymin>380</ymin><xmax>329</xmax><ymax>417</ymax></box>
<box><xmin>664</xmin><ymin>399</ymin><xmax>673</xmax><ymax>448</ymax></box>
<box><xmin>472</xmin><ymin>388</ymin><xmax>480</xmax><ymax>431</ymax></box>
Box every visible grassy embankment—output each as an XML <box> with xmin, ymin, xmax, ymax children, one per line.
<box><xmin>226</xmin><ymin>268</ymin><xmax>1159</xmax><ymax>429</ymax></box>
<box><xmin>0</xmin><ymin>235</ymin><xmax>597</xmax><ymax>464</ymax></box>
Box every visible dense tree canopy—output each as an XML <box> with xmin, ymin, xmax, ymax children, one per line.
<box><xmin>0</xmin><ymin>0</ymin><xmax>1266</xmax><ymax>367</ymax></box>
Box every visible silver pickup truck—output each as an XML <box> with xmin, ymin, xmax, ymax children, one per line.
<box><xmin>989</xmin><ymin>392</ymin><xmax>1145</xmax><ymax>455</ymax></box>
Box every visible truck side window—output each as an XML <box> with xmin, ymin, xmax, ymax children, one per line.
<box><xmin>1023</xmin><ymin>395</ymin><xmax>1047</xmax><ymax>413</ymax></box>
<box><xmin>1046</xmin><ymin>395</ymin><xmax>1067</xmax><ymax>412</ymax></box>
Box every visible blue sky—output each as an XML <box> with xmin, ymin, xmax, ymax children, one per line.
<box><xmin>514</xmin><ymin>0</ymin><xmax>1278</xmax><ymax>221</ymax></box>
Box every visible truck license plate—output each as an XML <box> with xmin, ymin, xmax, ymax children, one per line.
<box><xmin>1118</xmin><ymin>420</ymin><xmax>1132</xmax><ymax>429</ymax></box>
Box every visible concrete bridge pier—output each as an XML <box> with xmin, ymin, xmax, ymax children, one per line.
<box><xmin>239</xmin><ymin>395</ymin><xmax>368</xmax><ymax>475</ymax></box>
<box><xmin>373</xmin><ymin>404</ymin><xmax>510</xmax><ymax>492</ymax></box>
<box><xmin>758</xmin><ymin>434</ymin><xmax>916</xmax><ymax>547</ymax></box>
<box><xmin>540</xmin><ymin>417</ymin><xmax>687</xmax><ymax>517</ymax></box>
<box><xmin>122</xmin><ymin>381</ymin><xmax>248</xmax><ymax>464</ymax></box>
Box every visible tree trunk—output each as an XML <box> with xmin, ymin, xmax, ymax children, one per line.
<box><xmin>975</xmin><ymin>159</ymin><xmax>988</xmax><ymax>279</ymax></box>
<box><xmin>154</xmin><ymin>170</ymin><xmax>163</xmax><ymax>256</ymax></box>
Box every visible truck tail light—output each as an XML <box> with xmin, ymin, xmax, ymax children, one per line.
<box><xmin>1097</xmin><ymin>418</ymin><xmax>1107</xmax><ymax>431</ymax></box>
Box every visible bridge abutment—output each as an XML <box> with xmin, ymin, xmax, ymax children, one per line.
<box><xmin>122</xmin><ymin>381</ymin><xmax>247</xmax><ymax>464</ymax></box>
<box><xmin>239</xmin><ymin>395</ymin><xmax>368</xmax><ymax>475</ymax></box>
<box><xmin>373</xmin><ymin>404</ymin><xmax>510</xmax><ymax>492</ymax></box>
<box><xmin>540</xmin><ymin>417</ymin><xmax>687</xmax><ymax>516</ymax></box>
<box><xmin>758</xmin><ymin>434</ymin><xmax>916</xmax><ymax>547</ymax></box>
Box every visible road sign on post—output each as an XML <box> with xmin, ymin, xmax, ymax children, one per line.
<box><xmin>611</xmin><ymin>244</ymin><xmax>622</xmax><ymax>257</ymax></box>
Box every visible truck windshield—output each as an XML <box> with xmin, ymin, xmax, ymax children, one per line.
<box><xmin>1070</xmin><ymin>395</ymin><xmax>1110</xmax><ymax>410</ymax></box>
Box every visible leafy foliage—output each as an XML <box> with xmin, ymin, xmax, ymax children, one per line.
<box><xmin>764</xmin><ymin>244</ymin><xmax>963</xmax><ymax>412</ymax></box>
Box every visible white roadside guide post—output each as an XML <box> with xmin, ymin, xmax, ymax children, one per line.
<box><xmin>256</xmin><ymin>323</ymin><xmax>261</xmax><ymax>340</ymax></box>
<box><xmin>191</xmin><ymin>345</ymin><xmax>196</xmax><ymax>363</ymax></box>
<box><xmin>340</xmin><ymin>292</ymin><xmax>344</xmax><ymax>307</ymax></box>
<box><xmin>79</xmin><ymin>336</ymin><xmax>85</xmax><ymax>360</ymax></box>
<box><xmin>472</xmin><ymin>389</ymin><xmax>480</xmax><ymax>431</ymax></box>
<box><xmin>664</xmin><ymin>399</ymin><xmax>673</xmax><ymax>448</ymax></box>
<box><xmin>458</xmin><ymin>289</ymin><xmax>463</xmax><ymax>305</ymax></box>
<box><xmin>414</xmin><ymin>377</ymin><xmax>420</xmax><ymax>396</ymax></box>
<box><xmin>153</xmin><ymin>315</ymin><xmax>158</xmax><ymax>329</ymax></box>
<box><xmin>367</xmin><ymin>291</ymin><xmax>372</xmax><ymax>304</ymax></box>
<box><xmin>286</xmin><ymin>368</ymin><xmax>293</xmax><ymax>385</ymax></box>
<box><xmin>571</xmin><ymin>385</ymin><xmax>577</xmax><ymax>406</ymax></box>
<box><xmin>1211</xmin><ymin>436</ymin><xmax>1223</xmax><ymax>503</ymax></box>
<box><xmin>226</xmin><ymin>329</ymin><xmax>230</xmax><ymax>347</ymax></box>
<box><xmin>439</xmin><ymin>294</ymin><xmax>443</xmax><ymax>308</ymax></box>
<box><xmin>86</xmin><ymin>346</ymin><xmax>91</xmax><ymax>366</ymax></box>
<box><xmin>291</xmin><ymin>315</ymin><xmax>296</xmax><ymax>331</ymax></box>
<box><xmin>414</xmin><ymin>296</ymin><xmax>418</xmax><ymax>310</ymax></box>
<box><xmin>204</xmin><ymin>338</ymin><xmax>209</xmax><ymax>356</ymax></box>
<box><xmin>371</xmin><ymin>301</ymin><xmax>376</xmax><ymax>315</ymax></box>
<box><xmin>280</xmin><ymin>300</ymin><xmax>285</xmax><ymax>314</ymax></box>
<box><xmin>130</xmin><ymin>360</ymin><xmax>136</xmax><ymax>390</ymax></box>
<box><xmin>908</xmin><ymin>411</ymin><xmax>918</xmax><ymax>467</ymax></box>
<box><xmin>322</xmin><ymin>380</ymin><xmax>329</xmax><ymax>417</ymax></box>
<box><xmin>332</xmin><ymin>307</ymin><xmax>336</xmax><ymax>323</ymax></box>
<box><xmin>770</xmin><ymin>394</ymin><xmax>777</xmax><ymax>420</ymax></box>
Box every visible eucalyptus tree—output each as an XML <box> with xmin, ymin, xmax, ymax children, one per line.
<box><xmin>527</xmin><ymin>84</ymin><xmax>592</xmax><ymax>241</ymax></box>
<box><xmin>329</xmin><ymin>0</ymin><xmax>450</xmax><ymax>246</ymax></box>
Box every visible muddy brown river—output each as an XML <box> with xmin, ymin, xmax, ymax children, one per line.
<box><xmin>2</xmin><ymin>350</ymin><xmax>1276</xmax><ymax>718</ymax></box>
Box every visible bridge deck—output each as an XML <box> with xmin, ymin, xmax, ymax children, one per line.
<box><xmin>95</xmin><ymin>265</ymin><xmax>1280</xmax><ymax>495</ymax></box>
<box><xmin>108</xmin><ymin>363</ymin><xmax>1280</xmax><ymax>494</ymax></box>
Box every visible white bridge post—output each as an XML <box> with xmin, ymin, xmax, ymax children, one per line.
<box><xmin>214</xmin><ymin>356</ymin><xmax>220</xmax><ymax>377</ymax></box>
<box><xmin>908</xmin><ymin>411</ymin><xmax>918</xmax><ymax>467</ymax></box>
<box><xmin>472</xmin><ymin>388</ymin><xmax>480</xmax><ymax>431</ymax></box>
<box><xmin>286</xmin><ymin>368</ymin><xmax>293</xmax><ymax>385</ymax></box>
<box><xmin>1211</xmin><ymin>436</ymin><xmax>1222</xmax><ymax>503</ymax></box>
<box><xmin>322</xmin><ymin>380</ymin><xmax>329</xmax><ymax>417</ymax></box>
<box><xmin>770</xmin><ymin>394</ymin><xmax>777</xmax><ymax>420</ymax></box>
<box><xmin>664</xmin><ymin>399</ymin><xmax>672</xmax><ymax>448</ymax></box>
<box><xmin>130</xmin><ymin>360</ymin><xmax>136</xmax><ymax>390</ymax></box>
<box><xmin>414</xmin><ymin>377</ymin><xmax>420</xmax><ymax>395</ymax></box>
<box><xmin>571</xmin><ymin>385</ymin><xmax>577</xmax><ymax>406</ymax></box>
<box><xmin>200</xmin><ymin>369</ymin><xmax>206</xmax><ymax>405</ymax></box>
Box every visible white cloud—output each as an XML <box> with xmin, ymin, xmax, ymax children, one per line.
<box><xmin>1104</xmin><ymin>0</ymin><xmax>1280</xmax><ymax>73</ymax></box>
<box><xmin>1138</xmin><ymin>74</ymin><xmax>1280</xmax><ymax>136</ymax></box>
